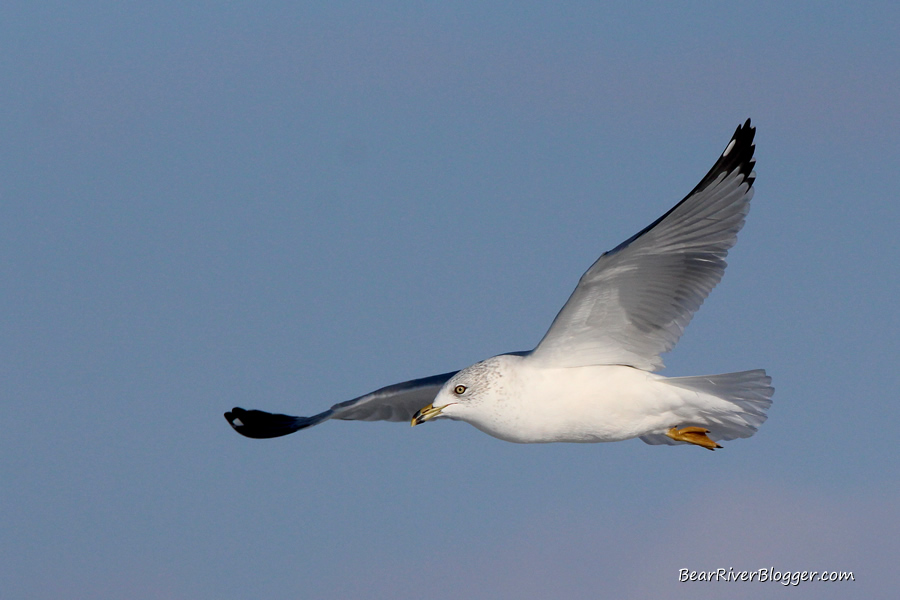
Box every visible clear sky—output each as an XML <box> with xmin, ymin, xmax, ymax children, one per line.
<box><xmin>2</xmin><ymin>2</ymin><xmax>898</xmax><ymax>598</ymax></box>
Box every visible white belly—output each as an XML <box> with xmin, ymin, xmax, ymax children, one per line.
<box><xmin>466</xmin><ymin>364</ymin><xmax>684</xmax><ymax>444</ymax></box>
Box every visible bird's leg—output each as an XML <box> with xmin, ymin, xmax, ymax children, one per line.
<box><xmin>666</xmin><ymin>426</ymin><xmax>722</xmax><ymax>451</ymax></box>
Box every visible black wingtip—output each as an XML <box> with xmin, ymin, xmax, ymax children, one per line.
<box><xmin>605</xmin><ymin>119</ymin><xmax>757</xmax><ymax>257</ymax></box>
<box><xmin>225</xmin><ymin>407</ymin><xmax>307</xmax><ymax>439</ymax></box>
<box><xmin>690</xmin><ymin>117</ymin><xmax>756</xmax><ymax>195</ymax></box>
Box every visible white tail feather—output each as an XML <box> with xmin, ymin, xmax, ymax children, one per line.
<box><xmin>640</xmin><ymin>369</ymin><xmax>773</xmax><ymax>445</ymax></box>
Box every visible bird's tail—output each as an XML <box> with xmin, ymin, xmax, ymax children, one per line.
<box><xmin>640</xmin><ymin>369</ymin><xmax>774</xmax><ymax>445</ymax></box>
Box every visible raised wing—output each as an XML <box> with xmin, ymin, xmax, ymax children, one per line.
<box><xmin>224</xmin><ymin>371</ymin><xmax>458</xmax><ymax>439</ymax></box>
<box><xmin>529</xmin><ymin>119</ymin><xmax>757</xmax><ymax>371</ymax></box>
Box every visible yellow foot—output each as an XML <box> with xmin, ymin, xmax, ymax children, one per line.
<box><xmin>666</xmin><ymin>426</ymin><xmax>722</xmax><ymax>451</ymax></box>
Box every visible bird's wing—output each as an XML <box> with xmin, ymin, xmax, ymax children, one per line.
<box><xmin>224</xmin><ymin>371</ymin><xmax>458</xmax><ymax>439</ymax></box>
<box><xmin>529</xmin><ymin>119</ymin><xmax>757</xmax><ymax>371</ymax></box>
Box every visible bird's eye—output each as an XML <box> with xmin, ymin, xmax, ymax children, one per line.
<box><xmin>454</xmin><ymin>385</ymin><xmax>467</xmax><ymax>395</ymax></box>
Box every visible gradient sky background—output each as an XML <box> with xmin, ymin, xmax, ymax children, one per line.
<box><xmin>3</xmin><ymin>2</ymin><xmax>898</xmax><ymax>599</ymax></box>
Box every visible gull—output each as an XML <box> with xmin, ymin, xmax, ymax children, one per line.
<box><xmin>225</xmin><ymin>119</ymin><xmax>772</xmax><ymax>450</ymax></box>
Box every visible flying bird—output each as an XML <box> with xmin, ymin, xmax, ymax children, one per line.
<box><xmin>225</xmin><ymin>119</ymin><xmax>772</xmax><ymax>450</ymax></box>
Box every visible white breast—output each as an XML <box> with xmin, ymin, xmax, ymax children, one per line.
<box><xmin>464</xmin><ymin>360</ymin><xmax>684</xmax><ymax>444</ymax></box>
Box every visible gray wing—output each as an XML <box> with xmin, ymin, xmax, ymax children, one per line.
<box><xmin>529</xmin><ymin>120</ymin><xmax>757</xmax><ymax>371</ymax></box>
<box><xmin>224</xmin><ymin>371</ymin><xmax>458</xmax><ymax>439</ymax></box>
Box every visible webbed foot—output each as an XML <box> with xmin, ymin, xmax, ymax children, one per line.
<box><xmin>666</xmin><ymin>426</ymin><xmax>722</xmax><ymax>451</ymax></box>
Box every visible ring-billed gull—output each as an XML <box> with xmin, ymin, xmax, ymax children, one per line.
<box><xmin>225</xmin><ymin>119</ymin><xmax>772</xmax><ymax>450</ymax></box>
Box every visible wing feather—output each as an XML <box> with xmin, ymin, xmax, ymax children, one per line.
<box><xmin>529</xmin><ymin>120</ymin><xmax>756</xmax><ymax>371</ymax></box>
<box><xmin>224</xmin><ymin>371</ymin><xmax>458</xmax><ymax>439</ymax></box>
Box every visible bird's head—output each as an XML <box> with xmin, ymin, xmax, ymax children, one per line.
<box><xmin>411</xmin><ymin>355</ymin><xmax>515</xmax><ymax>427</ymax></box>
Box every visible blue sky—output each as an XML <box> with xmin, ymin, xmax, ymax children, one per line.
<box><xmin>2</xmin><ymin>2</ymin><xmax>898</xmax><ymax>598</ymax></box>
